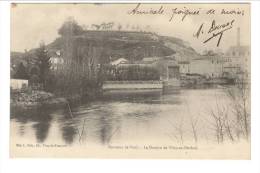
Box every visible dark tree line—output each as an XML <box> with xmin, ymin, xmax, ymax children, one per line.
<box><xmin>12</xmin><ymin>42</ymin><xmax>51</xmax><ymax>90</ymax></box>
<box><xmin>13</xmin><ymin>62</ymin><xmax>28</xmax><ymax>80</ymax></box>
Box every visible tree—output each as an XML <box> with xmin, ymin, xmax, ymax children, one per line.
<box><xmin>29</xmin><ymin>74</ymin><xmax>40</xmax><ymax>85</ymax></box>
<box><xmin>118</xmin><ymin>24</ymin><xmax>122</xmax><ymax>31</ymax></box>
<box><xmin>35</xmin><ymin>42</ymin><xmax>51</xmax><ymax>90</ymax></box>
<box><xmin>13</xmin><ymin>62</ymin><xmax>29</xmax><ymax>80</ymax></box>
<box><xmin>58</xmin><ymin>17</ymin><xmax>84</xmax><ymax>36</ymax></box>
<box><xmin>30</xmin><ymin>66</ymin><xmax>39</xmax><ymax>76</ymax></box>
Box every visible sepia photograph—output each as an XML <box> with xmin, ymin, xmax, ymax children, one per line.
<box><xmin>10</xmin><ymin>3</ymin><xmax>251</xmax><ymax>159</ymax></box>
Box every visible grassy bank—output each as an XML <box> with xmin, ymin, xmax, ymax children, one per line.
<box><xmin>11</xmin><ymin>90</ymin><xmax>68</xmax><ymax>110</ymax></box>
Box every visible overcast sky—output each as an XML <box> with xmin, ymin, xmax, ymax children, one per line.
<box><xmin>11</xmin><ymin>3</ymin><xmax>250</xmax><ymax>53</ymax></box>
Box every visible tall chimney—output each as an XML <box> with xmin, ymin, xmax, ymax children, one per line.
<box><xmin>237</xmin><ymin>27</ymin><xmax>240</xmax><ymax>47</ymax></box>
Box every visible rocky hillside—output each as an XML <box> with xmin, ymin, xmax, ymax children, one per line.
<box><xmin>11</xmin><ymin>31</ymin><xmax>201</xmax><ymax>66</ymax></box>
<box><xmin>160</xmin><ymin>36</ymin><xmax>201</xmax><ymax>62</ymax></box>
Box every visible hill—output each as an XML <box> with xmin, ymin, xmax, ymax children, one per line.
<box><xmin>11</xmin><ymin>31</ymin><xmax>201</xmax><ymax>66</ymax></box>
<box><xmin>160</xmin><ymin>36</ymin><xmax>201</xmax><ymax>62</ymax></box>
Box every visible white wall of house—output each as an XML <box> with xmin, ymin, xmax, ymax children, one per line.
<box><xmin>179</xmin><ymin>63</ymin><xmax>190</xmax><ymax>74</ymax></box>
<box><xmin>225</xmin><ymin>45</ymin><xmax>250</xmax><ymax>75</ymax></box>
<box><xmin>190</xmin><ymin>58</ymin><xmax>223</xmax><ymax>78</ymax></box>
<box><xmin>110</xmin><ymin>58</ymin><xmax>128</xmax><ymax>66</ymax></box>
<box><xmin>11</xmin><ymin>79</ymin><xmax>28</xmax><ymax>90</ymax></box>
<box><xmin>50</xmin><ymin>57</ymin><xmax>64</xmax><ymax>70</ymax></box>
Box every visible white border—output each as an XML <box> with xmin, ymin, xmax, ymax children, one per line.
<box><xmin>1</xmin><ymin>1</ymin><xmax>260</xmax><ymax>173</ymax></box>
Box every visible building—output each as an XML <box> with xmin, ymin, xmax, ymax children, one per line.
<box><xmin>108</xmin><ymin>56</ymin><xmax>180</xmax><ymax>82</ymax></box>
<box><xmin>142</xmin><ymin>57</ymin><xmax>161</xmax><ymax>62</ymax></box>
<box><xmin>11</xmin><ymin>79</ymin><xmax>28</xmax><ymax>90</ymax></box>
<box><xmin>190</xmin><ymin>55</ymin><xmax>223</xmax><ymax>78</ymax></box>
<box><xmin>49</xmin><ymin>50</ymin><xmax>64</xmax><ymax>70</ymax></box>
<box><xmin>178</xmin><ymin>61</ymin><xmax>190</xmax><ymax>74</ymax></box>
<box><xmin>110</xmin><ymin>58</ymin><xmax>128</xmax><ymax>66</ymax></box>
<box><xmin>141</xmin><ymin>56</ymin><xmax>180</xmax><ymax>81</ymax></box>
<box><xmin>223</xmin><ymin>28</ymin><xmax>250</xmax><ymax>78</ymax></box>
<box><xmin>224</xmin><ymin>46</ymin><xmax>250</xmax><ymax>72</ymax></box>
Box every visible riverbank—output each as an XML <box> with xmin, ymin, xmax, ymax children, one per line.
<box><xmin>11</xmin><ymin>90</ymin><xmax>68</xmax><ymax>111</ymax></box>
<box><xmin>10</xmin><ymin>87</ymin><xmax>104</xmax><ymax>112</ymax></box>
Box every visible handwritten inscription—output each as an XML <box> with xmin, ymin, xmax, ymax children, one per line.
<box><xmin>126</xmin><ymin>4</ymin><xmax>245</xmax><ymax>47</ymax></box>
<box><xmin>128</xmin><ymin>3</ymin><xmax>164</xmax><ymax>15</ymax></box>
<box><xmin>169</xmin><ymin>7</ymin><xmax>200</xmax><ymax>22</ymax></box>
<box><xmin>194</xmin><ymin>19</ymin><xmax>235</xmax><ymax>47</ymax></box>
<box><xmin>127</xmin><ymin>4</ymin><xmax>244</xmax><ymax>20</ymax></box>
<box><xmin>221</xmin><ymin>9</ymin><xmax>245</xmax><ymax>16</ymax></box>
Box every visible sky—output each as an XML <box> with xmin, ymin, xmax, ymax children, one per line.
<box><xmin>11</xmin><ymin>3</ymin><xmax>250</xmax><ymax>54</ymax></box>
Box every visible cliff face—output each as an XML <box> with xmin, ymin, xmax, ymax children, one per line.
<box><xmin>160</xmin><ymin>36</ymin><xmax>201</xmax><ymax>62</ymax></box>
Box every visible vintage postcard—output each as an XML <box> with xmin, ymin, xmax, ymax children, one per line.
<box><xmin>10</xmin><ymin>3</ymin><xmax>250</xmax><ymax>159</ymax></box>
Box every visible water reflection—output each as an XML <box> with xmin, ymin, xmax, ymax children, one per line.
<box><xmin>11</xmin><ymin>107</ymin><xmax>52</xmax><ymax>143</ymax></box>
<box><xmin>103</xmin><ymin>89</ymin><xmax>182</xmax><ymax>105</ymax></box>
<box><xmin>32</xmin><ymin>120</ymin><xmax>51</xmax><ymax>143</ymax></box>
<box><xmin>99</xmin><ymin>116</ymin><xmax>113</xmax><ymax>144</ymax></box>
<box><xmin>18</xmin><ymin>124</ymin><xmax>25</xmax><ymax>136</ymax></box>
<box><xmin>73</xmin><ymin>103</ymin><xmax>123</xmax><ymax>145</ymax></box>
<box><xmin>61</xmin><ymin>124</ymin><xmax>77</xmax><ymax>144</ymax></box>
<box><xmin>10</xmin><ymin>88</ymin><xmax>232</xmax><ymax>145</ymax></box>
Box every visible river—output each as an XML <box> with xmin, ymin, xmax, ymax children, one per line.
<box><xmin>10</xmin><ymin>87</ymin><xmax>242</xmax><ymax>147</ymax></box>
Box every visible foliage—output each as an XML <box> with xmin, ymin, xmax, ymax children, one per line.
<box><xmin>58</xmin><ymin>17</ymin><xmax>84</xmax><ymax>36</ymax></box>
<box><xmin>44</xmin><ymin>44</ymin><xmax>102</xmax><ymax>98</ymax></box>
<box><xmin>45</xmin><ymin>63</ymin><xmax>100</xmax><ymax>98</ymax></box>
<box><xmin>226</xmin><ymin>81</ymin><xmax>250</xmax><ymax>140</ymax></box>
<box><xmin>208</xmin><ymin>81</ymin><xmax>250</xmax><ymax>143</ymax></box>
<box><xmin>34</xmin><ymin>42</ymin><xmax>51</xmax><ymax>90</ymax></box>
<box><xmin>13</xmin><ymin>62</ymin><xmax>29</xmax><ymax>80</ymax></box>
<box><xmin>29</xmin><ymin>74</ymin><xmax>40</xmax><ymax>85</ymax></box>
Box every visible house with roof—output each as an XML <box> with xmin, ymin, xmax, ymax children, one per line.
<box><xmin>223</xmin><ymin>46</ymin><xmax>250</xmax><ymax>77</ymax></box>
<box><xmin>11</xmin><ymin>79</ymin><xmax>28</xmax><ymax>90</ymax></box>
<box><xmin>49</xmin><ymin>50</ymin><xmax>64</xmax><ymax>70</ymax></box>
<box><xmin>109</xmin><ymin>56</ymin><xmax>180</xmax><ymax>82</ymax></box>
<box><xmin>141</xmin><ymin>56</ymin><xmax>180</xmax><ymax>81</ymax></box>
<box><xmin>110</xmin><ymin>58</ymin><xmax>128</xmax><ymax>66</ymax></box>
<box><xmin>178</xmin><ymin>61</ymin><xmax>190</xmax><ymax>74</ymax></box>
<box><xmin>190</xmin><ymin>55</ymin><xmax>224</xmax><ymax>78</ymax></box>
<box><xmin>222</xmin><ymin>28</ymin><xmax>250</xmax><ymax>78</ymax></box>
